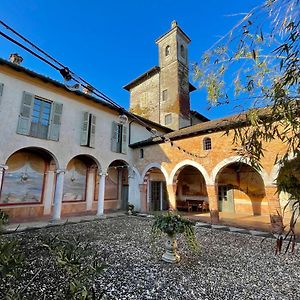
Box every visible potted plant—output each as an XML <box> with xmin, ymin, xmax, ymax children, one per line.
<box><xmin>127</xmin><ymin>203</ymin><xmax>134</xmax><ymax>215</ymax></box>
<box><xmin>151</xmin><ymin>211</ymin><xmax>198</xmax><ymax>263</ymax></box>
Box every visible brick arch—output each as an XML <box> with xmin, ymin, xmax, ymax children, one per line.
<box><xmin>140</xmin><ymin>163</ymin><xmax>168</xmax><ymax>184</ymax></box>
<box><xmin>169</xmin><ymin>160</ymin><xmax>211</xmax><ymax>185</ymax></box>
<box><xmin>211</xmin><ymin>156</ymin><xmax>269</xmax><ymax>186</ymax></box>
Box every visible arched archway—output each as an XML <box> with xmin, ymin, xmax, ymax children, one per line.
<box><xmin>141</xmin><ymin>164</ymin><xmax>169</xmax><ymax>211</ymax></box>
<box><xmin>215</xmin><ymin>162</ymin><xmax>266</xmax><ymax>215</ymax></box>
<box><xmin>277</xmin><ymin>156</ymin><xmax>300</xmax><ymax>218</ymax></box>
<box><xmin>103</xmin><ymin>160</ymin><xmax>129</xmax><ymax>211</ymax></box>
<box><xmin>171</xmin><ymin>163</ymin><xmax>208</xmax><ymax>212</ymax></box>
<box><xmin>0</xmin><ymin>147</ymin><xmax>58</xmax><ymax>220</ymax></box>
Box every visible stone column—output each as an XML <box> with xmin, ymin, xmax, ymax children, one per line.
<box><xmin>139</xmin><ymin>183</ymin><xmax>147</xmax><ymax>212</ymax></box>
<box><xmin>166</xmin><ymin>183</ymin><xmax>177</xmax><ymax>210</ymax></box>
<box><xmin>43</xmin><ymin>170</ymin><xmax>55</xmax><ymax>215</ymax></box>
<box><xmin>0</xmin><ymin>164</ymin><xmax>8</xmax><ymax>193</ymax></box>
<box><xmin>86</xmin><ymin>168</ymin><xmax>96</xmax><ymax>211</ymax></box>
<box><xmin>265</xmin><ymin>185</ymin><xmax>284</xmax><ymax>234</ymax></box>
<box><xmin>97</xmin><ymin>173</ymin><xmax>106</xmax><ymax>216</ymax></box>
<box><xmin>207</xmin><ymin>184</ymin><xmax>219</xmax><ymax>224</ymax></box>
<box><xmin>52</xmin><ymin>169</ymin><xmax>65</xmax><ymax>221</ymax></box>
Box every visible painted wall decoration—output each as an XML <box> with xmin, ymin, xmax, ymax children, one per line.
<box><xmin>63</xmin><ymin>158</ymin><xmax>87</xmax><ymax>202</ymax></box>
<box><xmin>0</xmin><ymin>151</ymin><xmax>45</xmax><ymax>205</ymax></box>
<box><xmin>104</xmin><ymin>168</ymin><xmax>118</xmax><ymax>200</ymax></box>
<box><xmin>176</xmin><ymin>167</ymin><xmax>207</xmax><ymax>200</ymax></box>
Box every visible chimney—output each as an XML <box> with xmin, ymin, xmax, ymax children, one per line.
<box><xmin>9</xmin><ymin>53</ymin><xmax>23</xmax><ymax>65</ymax></box>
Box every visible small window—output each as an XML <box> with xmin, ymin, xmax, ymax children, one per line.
<box><xmin>180</xmin><ymin>45</ymin><xmax>185</xmax><ymax>58</ymax></box>
<box><xmin>203</xmin><ymin>137</ymin><xmax>212</xmax><ymax>150</ymax></box>
<box><xmin>165</xmin><ymin>45</ymin><xmax>170</xmax><ymax>56</ymax></box>
<box><xmin>162</xmin><ymin>89</ymin><xmax>168</xmax><ymax>101</ymax></box>
<box><xmin>80</xmin><ymin>112</ymin><xmax>96</xmax><ymax>148</ymax></box>
<box><xmin>140</xmin><ymin>149</ymin><xmax>144</xmax><ymax>159</ymax></box>
<box><xmin>165</xmin><ymin>113</ymin><xmax>172</xmax><ymax>125</ymax></box>
<box><xmin>111</xmin><ymin>121</ymin><xmax>128</xmax><ymax>154</ymax></box>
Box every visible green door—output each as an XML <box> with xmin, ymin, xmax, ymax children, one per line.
<box><xmin>218</xmin><ymin>185</ymin><xmax>235</xmax><ymax>213</ymax></box>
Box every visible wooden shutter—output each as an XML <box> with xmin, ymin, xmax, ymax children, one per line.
<box><xmin>89</xmin><ymin>114</ymin><xmax>96</xmax><ymax>148</ymax></box>
<box><xmin>121</xmin><ymin>125</ymin><xmax>128</xmax><ymax>154</ymax></box>
<box><xmin>80</xmin><ymin>112</ymin><xmax>90</xmax><ymax>146</ymax></box>
<box><xmin>17</xmin><ymin>91</ymin><xmax>34</xmax><ymax>135</ymax></box>
<box><xmin>111</xmin><ymin>121</ymin><xmax>118</xmax><ymax>152</ymax></box>
<box><xmin>48</xmin><ymin>102</ymin><xmax>63</xmax><ymax>141</ymax></box>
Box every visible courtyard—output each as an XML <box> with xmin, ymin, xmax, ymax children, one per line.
<box><xmin>1</xmin><ymin>216</ymin><xmax>299</xmax><ymax>300</ymax></box>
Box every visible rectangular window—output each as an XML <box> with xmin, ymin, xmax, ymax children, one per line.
<box><xmin>80</xmin><ymin>112</ymin><xmax>96</xmax><ymax>148</ymax></box>
<box><xmin>162</xmin><ymin>89</ymin><xmax>168</xmax><ymax>101</ymax></box>
<box><xmin>165</xmin><ymin>113</ymin><xmax>172</xmax><ymax>125</ymax></box>
<box><xmin>30</xmin><ymin>98</ymin><xmax>51</xmax><ymax>139</ymax></box>
<box><xmin>140</xmin><ymin>148</ymin><xmax>144</xmax><ymax>159</ymax></box>
<box><xmin>17</xmin><ymin>92</ymin><xmax>63</xmax><ymax>141</ymax></box>
<box><xmin>218</xmin><ymin>186</ymin><xmax>228</xmax><ymax>201</ymax></box>
<box><xmin>111</xmin><ymin>121</ymin><xmax>127</xmax><ymax>154</ymax></box>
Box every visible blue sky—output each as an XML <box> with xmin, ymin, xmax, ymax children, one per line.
<box><xmin>0</xmin><ymin>0</ymin><xmax>262</xmax><ymax>120</ymax></box>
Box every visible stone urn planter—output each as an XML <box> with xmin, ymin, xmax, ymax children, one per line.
<box><xmin>151</xmin><ymin>211</ymin><xmax>197</xmax><ymax>263</ymax></box>
<box><xmin>162</xmin><ymin>233</ymin><xmax>180</xmax><ymax>263</ymax></box>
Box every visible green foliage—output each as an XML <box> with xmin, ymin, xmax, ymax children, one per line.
<box><xmin>0</xmin><ymin>209</ymin><xmax>8</xmax><ymax>230</ymax></box>
<box><xmin>152</xmin><ymin>211</ymin><xmax>198</xmax><ymax>251</ymax></box>
<box><xmin>194</xmin><ymin>0</ymin><xmax>300</xmax><ymax>238</ymax></box>
<box><xmin>42</xmin><ymin>234</ymin><xmax>105</xmax><ymax>299</ymax></box>
<box><xmin>0</xmin><ymin>239</ymin><xmax>24</xmax><ymax>279</ymax></box>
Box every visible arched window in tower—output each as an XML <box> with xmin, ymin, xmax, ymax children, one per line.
<box><xmin>180</xmin><ymin>45</ymin><xmax>185</xmax><ymax>58</ymax></box>
<box><xmin>165</xmin><ymin>45</ymin><xmax>170</xmax><ymax>56</ymax></box>
<box><xmin>203</xmin><ymin>137</ymin><xmax>212</xmax><ymax>150</ymax></box>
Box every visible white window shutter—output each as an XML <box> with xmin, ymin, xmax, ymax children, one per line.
<box><xmin>80</xmin><ymin>111</ymin><xmax>90</xmax><ymax>146</ymax></box>
<box><xmin>17</xmin><ymin>91</ymin><xmax>34</xmax><ymax>135</ymax></box>
<box><xmin>111</xmin><ymin>121</ymin><xmax>118</xmax><ymax>152</ymax></box>
<box><xmin>48</xmin><ymin>102</ymin><xmax>63</xmax><ymax>141</ymax></box>
<box><xmin>121</xmin><ymin>125</ymin><xmax>128</xmax><ymax>154</ymax></box>
<box><xmin>89</xmin><ymin>114</ymin><xmax>96</xmax><ymax>148</ymax></box>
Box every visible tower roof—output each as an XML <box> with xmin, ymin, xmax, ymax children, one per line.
<box><xmin>155</xmin><ymin>20</ymin><xmax>191</xmax><ymax>44</ymax></box>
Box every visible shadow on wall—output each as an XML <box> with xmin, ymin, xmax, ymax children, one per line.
<box><xmin>216</xmin><ymin>163</ymin><xmax>266</xmax><ymax>216</ymax></box>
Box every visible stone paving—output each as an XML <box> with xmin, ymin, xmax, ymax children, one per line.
<box><xmin>1</xmin><ymin>215</ymin><xmax>299</xmax><ymax>299</ymax></box>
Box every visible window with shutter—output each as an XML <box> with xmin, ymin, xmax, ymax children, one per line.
<box><xmin>17</xmin><ymin>92</ymin><xmax>34</xmax><ymax>135</ymax></box>
<box><xmin>89</xmin><ymin>114</ymin><xmax>96</xmax><ymax>148</ymax></box>
<box><xmin>48</xmin><ymin>102</ymin><xmax>63</xmax><ymax>141</ymax></box>
<box><xmin>80</xmin><ymin>112</ymin><xmax>96</xmax><ymax>148</ymax></box>
<box><xmin>16</xmin><ymin>92</ymin><xmax>63</xmax><ymax>141</ymax></box>
<box><xmin>111</xmin><ymin>121</ymin><xmax>127</xmax><ymax>154</ymax></box>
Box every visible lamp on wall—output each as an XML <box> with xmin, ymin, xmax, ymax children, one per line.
<box><xmin>118</xmin><ymin>111</ymin><xmax>128</xmax><ymax>125</ymax></box>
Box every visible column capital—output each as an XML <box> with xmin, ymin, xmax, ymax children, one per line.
<box><xmin>56</xmin><ymin>169</ymin><xmax>66</xmax><ymax>174</ymax></box>
<box><xmin>99</xmin><ymin>172</ymin><xmax>108</xmax><ymax>177</ymax></box>
<box><xmin>0</xmin><ymin>164</ymin><xmax>8</xmax><ymax>170</ymax></box>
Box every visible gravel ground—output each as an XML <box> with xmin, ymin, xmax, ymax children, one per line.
<box><xmin>1</xmin><ymin>216</ymin><xmax>299</xmax><ymax>300</ymax></box>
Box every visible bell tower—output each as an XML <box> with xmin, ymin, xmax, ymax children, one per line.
<box><xmin>156</xmin><ymin>20</ymin><xmax>191</xmax><ymax>129</ymax></box>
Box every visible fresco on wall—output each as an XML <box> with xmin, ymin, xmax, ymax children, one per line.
<box><xmin>104</xmin><ymin>168</ymin><xmax>118</xmax><ymax>200</ymax></box>
<box><xmin>63</xmin><ymin>158</ymin><xmax>87</xmax><ymax>202</ymax></box>
<box><xmin>0</xmin><ymin>152</ymin><xmax>45</xmax><ymax>204</ymax></box>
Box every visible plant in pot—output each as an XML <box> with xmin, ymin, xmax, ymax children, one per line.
<box><xmin>151</xmin><ymin>211</ymin><xmax>198</xmax><ymax>263</ymax></box>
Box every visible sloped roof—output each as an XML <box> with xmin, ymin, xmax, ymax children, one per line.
<box><xmin>130</xmin><ymin>111</ymin><xmax>253</xmax><ymax>148</ymax></box>
<box><xmin>0</xmin><ymin>58</ymin><xmax>172</xmax><ymax>133</ymax></box>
